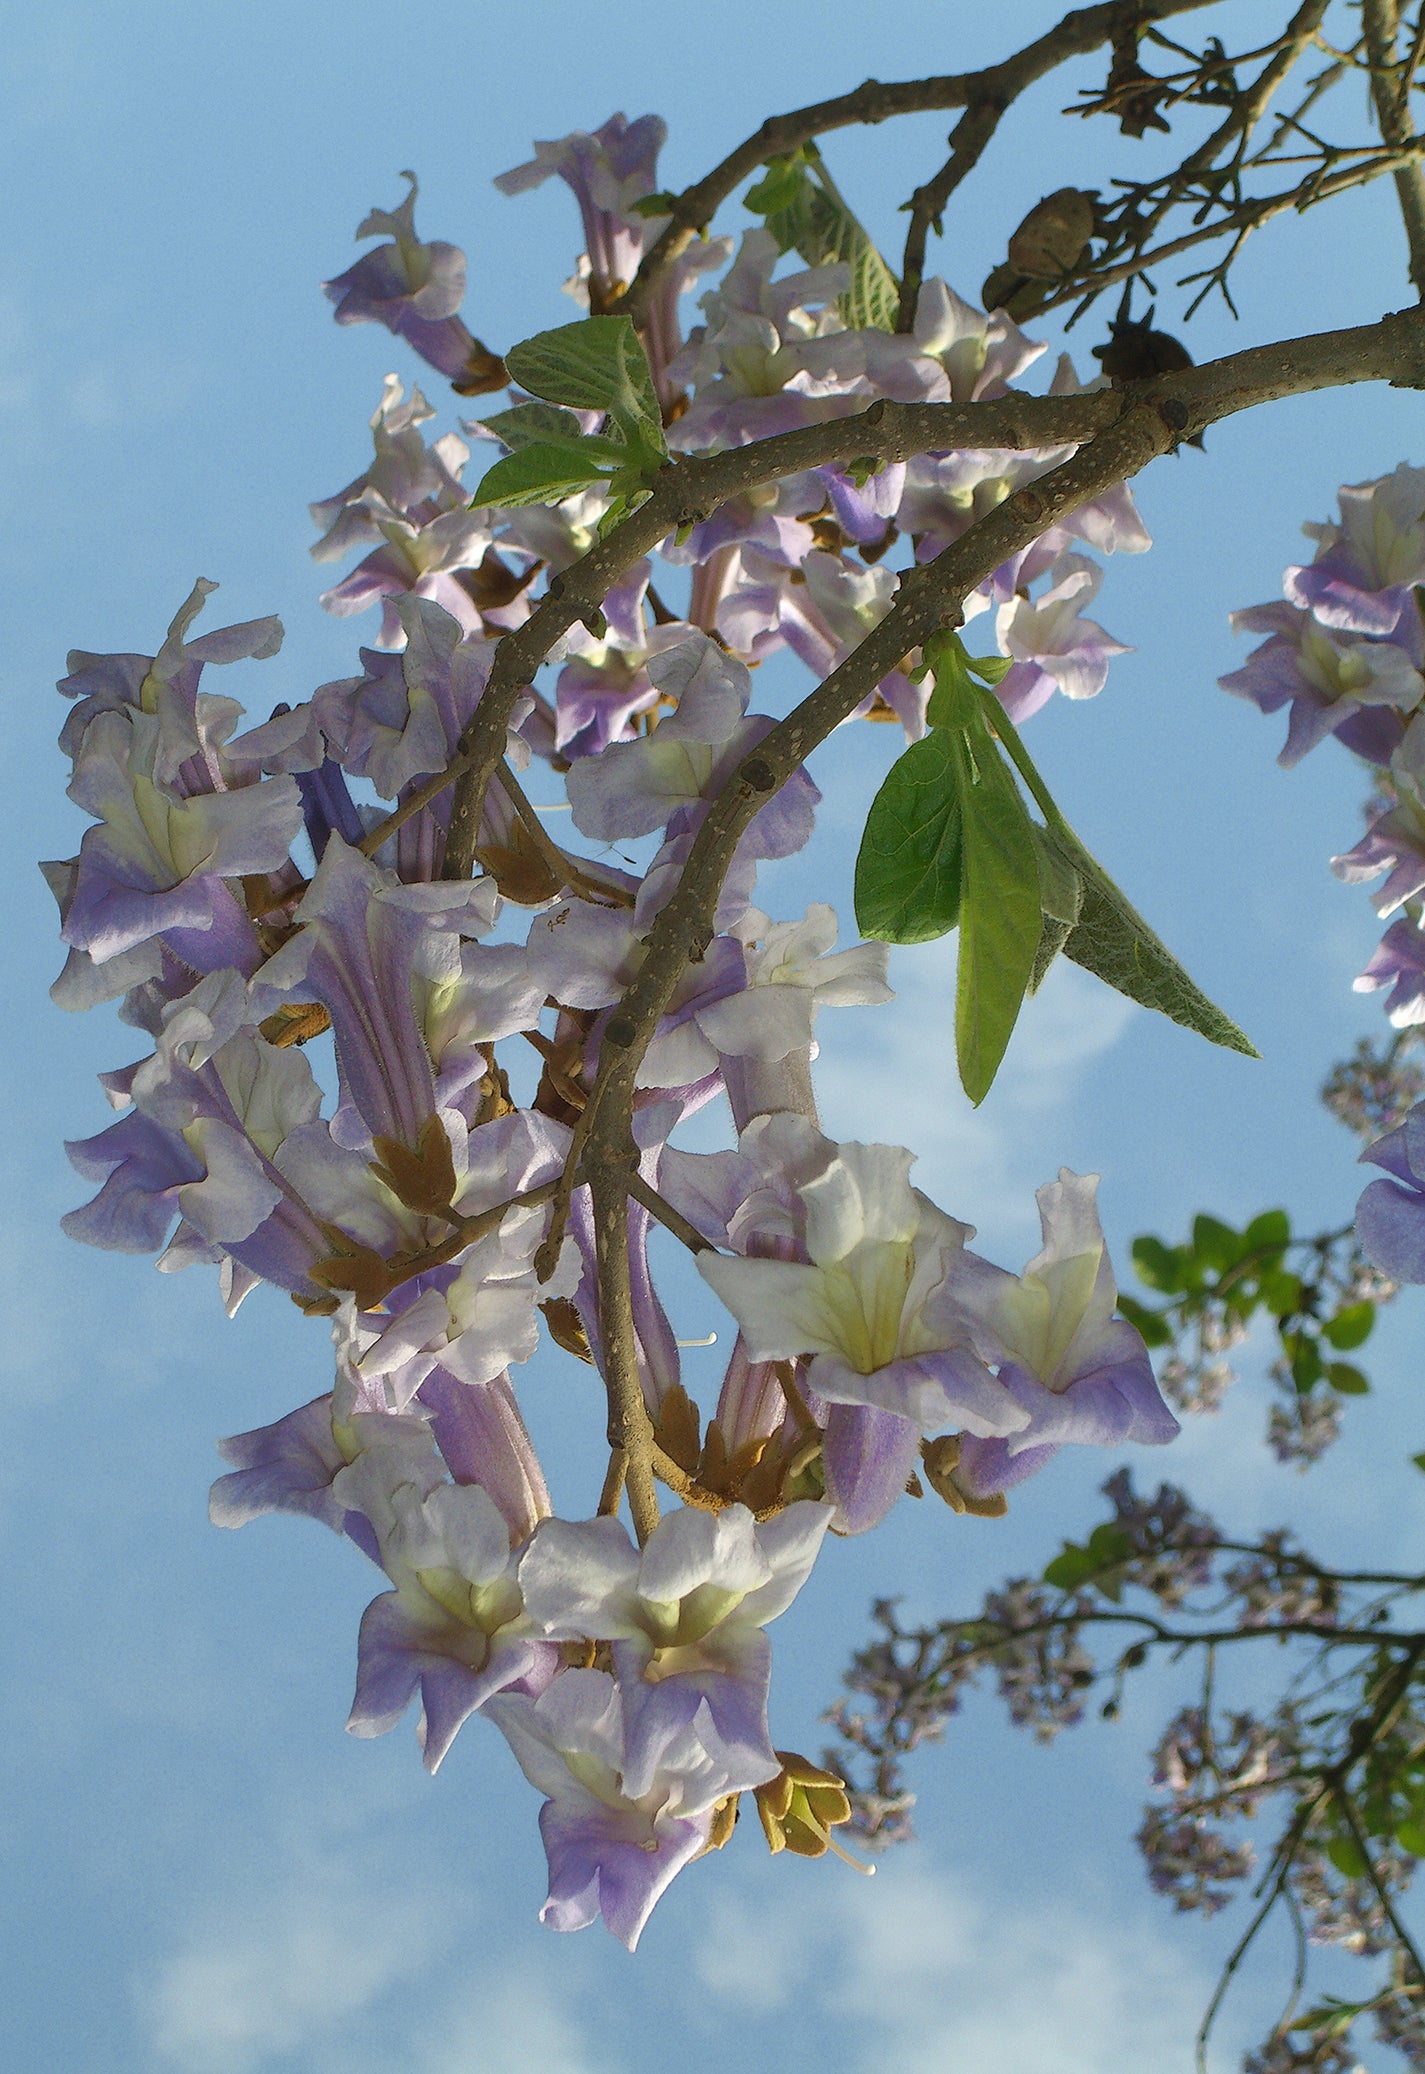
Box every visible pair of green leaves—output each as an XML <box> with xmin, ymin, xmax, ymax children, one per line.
<box><xmin>853</xmin><ymin>632</ymin><xmax>1256</xmax><ymax>1104</ymax></box>
<box><xmin>744</xmin><ymin>143</ymin><xmax>900</xmax><ymax>333</ymax></box>
<box><xmin>473</xmin><ymin>316</ymin><xmax>668</xmax><ymax>527</ymax></box>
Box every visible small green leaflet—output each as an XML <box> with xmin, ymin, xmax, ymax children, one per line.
<box><xmin>476</xmin><ymin>401</ymin><xmax>592</xmax><ymax>452</ymax></box>
<box><xmin>853</xmin><ymin>730</ymin><xmax>964</xmax><ymax>943</ymax></box>
<box><xmin>1029</xmin><ymin>823</ymin><xmax>1084</xmax><ymax>992</ymax></box>
<box><xmin>744</xmin><ymin>145</ymin><xmax>900</xmax><ymax>332</ymax></box>
<box><xmin>474</xmin><ymin>318</ymin><xmax>669</xmax><ymax>514</ymax></box>
<box><xmin>984</xmin><ymin>687</ymin><xmax>1257</xmax><ymax>1059</ymax></box>
<box><xmin>853</xmin><ymin>629</ymin><xmax>1254</xmax><ymax>1105</ymax></box>
<box><xmin>474</xmin><ymin>443</ymin><xmax>617</xmax><ymax>510</ymax></box>
<box><xmin>854</xmin><ymin>641</ymin><xmax>1041</xmax><ymax>1102</ymax></box>
<box><xmin>504</xmin><ymin>317</ymin><xmax>666</xmax><ymax>457</ymax></box>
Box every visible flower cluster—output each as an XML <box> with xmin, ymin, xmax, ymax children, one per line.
<box><xmin>45</xmin><ymin>112</ymin><xmax>1179</xmax><ymax>1946</ymax></box>
<box><xmin>1216</xmin><ymin>468</ymin><xmax>1425</xmax><ymax>1294</ymax></box>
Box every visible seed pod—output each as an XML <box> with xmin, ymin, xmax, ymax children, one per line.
<box><xmin>1092</xmin><ymin>315</ymin><xmax>1193</xmax><ymax>384</ymax></box>
<box><xmin>1006</xmin><ymin>187</ymin><xmax>1096</xmax><ymax>281</ymax></box>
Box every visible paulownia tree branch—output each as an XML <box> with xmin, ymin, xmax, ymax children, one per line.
<box><xmin>612</xmin><ymin>0</ymin><xmax>1225</xmax><ymax>330</ymax></box>
<box><xmin>550</xmin><ymin>307</ymin><xmax>1425</xmax><ymax>1272</ymax></box>
<box><xmin>1365</xmin><ymin>0</ymin><xmax>1425</xmax><ymax>298</ymax></box>
<box><xmin>366</xmin><ymin>392</ymin><xmax>1121</xmax><ymax>868</ymax></box>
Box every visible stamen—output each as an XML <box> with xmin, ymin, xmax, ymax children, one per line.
<box><xmin>826</xmin><ymin>1834</ymin><xmax>876</xmax><ymax>1877</ymax></box>
<box><xmin>675</xmin><ymin>1331</ymin><xmax>719</xmax><ymax>1348</ymax></box>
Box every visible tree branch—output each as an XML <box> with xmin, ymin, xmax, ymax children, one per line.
<box><xmin>544</xmin><ymin>309</ymin><xmax>1425</xmax><ymax>1262</ymax></box>
<box><xmin>587</xmin><ymin>1160</ymin><xmax>661</xmax><ymax>1544</ymax></box>
<box><xmin>399</xmin><ymin>391</ymin><xmax>1120</xmax><ymax>873</ymax></box>
<box><xmin>612</xmin><ymin>0</ymin><xmax>1227</xmax><ymax>329</ymax></box>
<box><xmin>897</xmin><ymin>100</ymin><xmax>1007</xmax><ymax>334</ymax></box>
<box><xmin>1365</xmin><ymin>0</ymin><xmax>1425</xmax><ymax>298</ymax></box>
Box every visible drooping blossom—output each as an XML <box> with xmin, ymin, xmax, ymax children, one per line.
<box><xmin>518</xmin><ymin>1500</ymin><xmax>830</xmax><ymax>1802</ymax></box>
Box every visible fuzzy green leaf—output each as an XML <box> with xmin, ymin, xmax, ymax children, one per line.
<box><xmin>472</xmin><ymin>442</ymin><xmax>614</xmax><ymax>510</ymax></box>
<box><xmin>1322</xmin><ymin>1301</ymin><xmax>1376</xmax><ymax>1351</ymax></box>
<box><xmin>504</xmin><ymin>318</ymin><xmax>666</xmax><ymax>455</ymax></box>
<box><xmin>1039</xmin><ymin>822</ymin><xmax>1257</xmax><ymax>1057</ymax></box>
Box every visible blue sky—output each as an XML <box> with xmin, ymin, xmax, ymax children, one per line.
<box><xmin>6</xmin><ymin>3</ymin><xmax>1425</xmax><ymax>2068</ymax></box>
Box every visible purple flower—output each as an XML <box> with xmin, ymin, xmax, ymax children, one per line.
<box><xmin>324</xmin><ymin>172</ymin><xmax>483</xmax><ymax>383</ymax></box>
<box><xmin>1285</xmin><ymin>463</ymin><xmax>1425</xmax><ymax>636</ymax></box>
<box><xmin>485</xmin><ymin>1669</ymin><xmax>719</xmax><ymax>1949</ymax></box>
<box><xmin>949</xmin><ymin>1170</ymin><xmax>1179</xmax><ymax>1497</ymax></box>
<box><xmin>496</xmin><ymin>114</ymin><xmax>666</xmax><ymax>308</ymax></box>
<box><xmin>1357</xmin><ymin>1100</ymin><xmax>1425</xmax><ymax>1280</ymax></box>
<box><xmin>518</xmin><ymin>1501</ymin><xmax>829</xmax><ymax>1805</ymax></box>
<box><xmin>1221</xmin><ymin>600</ymin><xmax>1423</xmax><ymax>766</ymax></box>
<box><xmin>1332</xmin><ymin>715</ymin><xmax>1425</xmax><ymax>915</ymax></box>
<box><xmin>993</xmin><ymin>552</ymin><xmax>1131</xmax><ymax>723</ymax></box>
<box><xmin>250</xmin><ymin>834</ymin><xmax>497</xmax><ymax>1150</ymax></box>
<box><xmin>698</xmin><ymin>1135</ymin><xmax>1026</xmax><ymax>1441</ymax></box>
<box><xmin>1355</xmin><ymin>915</ymin><xmax>1425</xmax><ymax>1025</ymax></box>
<box><xmin>332</xmin><ymin>1428</ymin><xmax>557</xmax><ymax>1771</ymax></box>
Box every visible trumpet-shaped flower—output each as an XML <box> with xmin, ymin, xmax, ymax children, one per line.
<box><xmin>699</xmin><ymin>1137</ymin><xmax>1025</xmax><ymax>1438</ymax></box>
<box><xmin>518</xmin><ymin>1500</ymin><xmax>829</xmax><ymax>1803</ymax></box>
<box><xmin>486</xmin><ymin>1669</ymin><xmax>723</xmax><ymax>1949</ymax></box>
<box><xmin>333</xmin><ymin>1429</ymin><xmax>555</xmax><ymax>1770</ymax></box>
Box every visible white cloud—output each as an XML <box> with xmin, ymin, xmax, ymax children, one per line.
<box><xmin>815</xmin><ymin>945</ymin><xmax>1136</xmax><ymax>1252</ymax></box>
<box><xmin>142</xmin><ymin>1858</ymin><xmax>448</xmax><ymax>2074</ymax></box>
<box><xmin>418</xmin><ymin>1968</ymin><xmax>614</xmax><ymax>2074</ymax></box>
<box><xmin>697</xmin><ymin>1855</ymin><xmax>1217</xmax><ymax>2074</ymax></box>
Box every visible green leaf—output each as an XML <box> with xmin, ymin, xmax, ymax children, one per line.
<box><xmin>744</xmin><ymin>155</ymin><xmax>809</xmax><ymax>217</ymax></box>
<box><xmin>1029</xmin><ymin>824</ymin><xmax>1084</xmax><ymax>994</ymax></box>
<box><xmin>1259</xmin><ymin>1266</ymin><xmax>1304</xmax><ymax>1317</ymax></box>
<box><xmin>472</xmin><ymin>442</ymin><xmax>614</xmax><ymax>509</ymax></box>
<box><xmin>751</xmin><ymin>145</ymin><xmax>900</xmax><ymax>330</ymax></box>
<box><xmin>1117</xmin><ymin>1294</ymin><xmax>1173</xmax><ymax>1347</ymax></box>
<box><xmin>1400</xmin><ymin>1812</ymin><xmax>1425</xmax><ymax>1857</ymax></box>
<box><xmin>628</xmin><ymin>190</ymin><xmax>677</xmax><ymax>219</ymax></box>
<box><xmin>970</xmin><ymin>689</ymin><xmax>1257</xmax><ymax>1059</ymax></box>
<box><xmin>1412</xmin><ymin>1450</ymin><xmax>1425</xmax><ymax>1474</ymax></box>
<box><xmin>1327</xmin><ymin>1361</ymin><xmax>1370</xmax><ymax>1396</ymax></box>
<box><xmin>924</xmin><ymin>636</ymin><xmax>981</xmax><ymax>730</ymax></box>
<box><xmin>1043</xmin><ymin>1545</ymin><xmax>1094</xmax><ymax>1591</ymax></box>
<box><xmin>1244</xmin><ymin>1208</ymin><xmax>1291</xmax><ymax>1251</ymax></box>
<box><xmin>965</xmin><ymin>652</ymin><xmax>1015</xmax><ymax>686</ymax></box>
<box><xmin>842</xmin><ymin>234</ymin><xmax>901</xmax><ymax>333</ymax></box>
<box><xmin>853</xmin><ymin>732</ymin><xmax>965</xmax><ymax>944</ymax></box>
<box><xmin>953</xmin><ymin>726</ymin><xmax>1043</xmax><ymax>1104</ymax></box>
<box><xmin>1285</xmin><ymin>1330</ymin><xmax>1324</xmax><ymax>1393</ymax></box>
<box><xmin>1040</xmin><ymin>822</ymin><xmax>1257</xmax><ymax>1057</ymax></box>
<box><xmin>1043</xmin><ymin>1524</ymin><xmax>1131</xmax><ymax>1594</ymax></box>
<box><xmin>1322</xmin><ymin>1301</ymin><xmax>1376</xmax><ymax>1351</ymax></box>
<box><xmin>1325</xmin><ymin>1834</ymin><xmax>1369</xmax><ymax>1880</ymax></box>
<box><xmin>477</xmin><ymin>401</ymin><xmax>591</xmax><ymax>452</ymax></box>
<box><xmin>1131</xmin><ymin>1235</ymin><xmax>1189</xmax><ymax>1294</ymax></box>
<box><xmin>1192</xmin><ymin>1213</ymin><xmax>1244</xmax><ymax>1275</ymax></box>
<box><xmin>504</xmin><ymin>317</ymin><xmax>667</xmax><ymax>456</ymax></box>
<box><xmin>1087</xmin><ymin>1523</ymin><xmax>1133</xmax><ymax>1566</ymax></box>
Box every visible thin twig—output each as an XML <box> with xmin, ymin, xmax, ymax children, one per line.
<box><xmin>897</xmin><ymin>100</ymin><xmax>1006</xmax><ymax>333</ymax></box>
<box><xmin>587</xmin><ymin>1161</ymin><xmax>660</xmax><ymax>1544</ymax></box>
<box><xmin>613</xmin><ymin>0</ymin><xmax>1226</xmax><ymax>329</ymax></box>
<box><xmin>1365</xmin><ymin>0</ymin><xmax>1425</xmax><ymax>297</ymax></box>
<box><xmin>624</xmin><ymin>1168</ymin><xmax>716</xmax><ymax>1254</ymax></box>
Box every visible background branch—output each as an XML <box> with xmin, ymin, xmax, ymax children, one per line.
<box><xmin>1365</xmin><ymin>0</ymin><xmax>1425</xmax><ymax>297</ymax></box>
